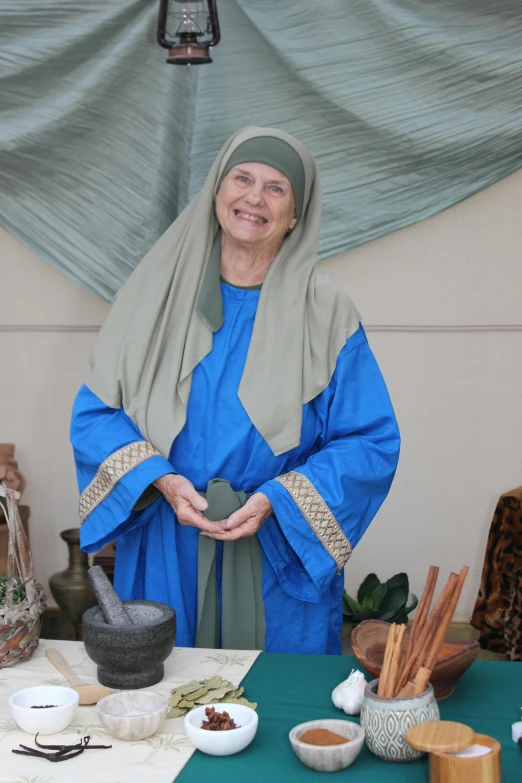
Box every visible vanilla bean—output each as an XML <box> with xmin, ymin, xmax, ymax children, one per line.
<box><xmin>34</xmin><ymin>733</ymin><xmax>83</xmax><ymax>752</ymax></box>
<box><xmin>82</xmin><ymin>743</ymin><xmax>113</xmax><ymax>749</ymax></box>
<box><xmin>80</xmin><ymin>735</ymin><xmax>112</xmax><ymax>749</ymax></box>
<box><xmin>18</xmin><ymin>744</ymin><xmax>58</xmax><ymax>758</ymax></box>
<box><xmin>44</xmin><ymin>749</ymin><xmax>85</xmax><ymax>762</ymax></box>
<box><xmin>13</xmin><ymin>733</ymin><xmax>112</xmax><ymax>763</ymax></box>
<box><xmin>33</xmin><ymin>733</ymin><xmax>111</xmax><ymax>752</ymax></box>
<box><xmin>13</xmin><ymin>747</ymin><xmax>85</xmax><ymax>762</ymax></box>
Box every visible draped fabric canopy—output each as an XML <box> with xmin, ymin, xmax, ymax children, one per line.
<box><xmin>1</xmin><ymin>0</ymin><xmax>521</xmax><ymax>301</ymax></box>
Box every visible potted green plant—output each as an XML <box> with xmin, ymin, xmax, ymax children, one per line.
<box><xmin>343</xmin><ymin>572</ymin><xmax>418</xmax><ymax>627</ymax></box>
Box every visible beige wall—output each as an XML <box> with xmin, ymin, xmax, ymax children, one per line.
<box><xmin>0</xmin><ymin>230</ymin><xmax>109</xmax><ymax>600</ymax></box>
<box><xmin>1</xmin><ymin>170</ymin><xmax>521</xmax><ymax>620</ymax></box>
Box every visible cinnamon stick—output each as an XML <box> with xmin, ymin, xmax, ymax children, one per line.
<box><xmin>394</xmin><ymin>573</ymin><xmax>458</xmax><ymax>694</ymax></box>
<box><xmin>396</xmin><ymin>681</ymin><xmax>416</xmax><ymax>698</ymax></box>
<box><xmin>404</xmin><ymin>565</ymin><xmax>439</xmax><ymax>662</ymax></box>
<box><xmin>384</xmin><ymin>624</ymin><xmax>406</xmax><ymax>697</ymax></box>
<box><xmin>423</xmin><ymin>566</ymin><xmax>469</xmax><ymax>672</ymax></box>
<box><xmin>377</xmin><ymin>623</ymin><xmax>397</xmax><ymax>696</ymax></box>
<box><xmin>412</xmin><ymin>666</ymin><xmax>431</xmax><ymax>696</ymax></box>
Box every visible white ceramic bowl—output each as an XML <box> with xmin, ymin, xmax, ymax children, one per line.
<box><xmin>184</xmin><ymin>703</ymin><xmax>258</xmax><ymax>756</ymax></box>
<box><xmin>289</xmin><ymin>719</ymin><xmax>365</xmax><ymax>772</ymax></box>
<box><xmin>96</xmin><ymin>690</ymin><xmax>168</xmax><ymax>741</ymax></box>
<box><xmin>9</xmin><ymin>686</ymin><xmax>79</xmax><ymax>735</ymax></box>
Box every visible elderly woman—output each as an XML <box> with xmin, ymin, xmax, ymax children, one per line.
<box><xmin>71</xmin><ymin>127</ymin><xmax>400</xmax><ymax>654</ymax></box>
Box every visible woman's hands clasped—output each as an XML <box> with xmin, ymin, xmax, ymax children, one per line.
<box><xmin>202</xmin><ymin>492</ymin><xmax>273</xmax><ymax>541</ymax></box>
<box><xmin>153</xmin><ymin>473</ymin><xmax>273</xmax><ymax>540</ymax></box>
<box><xmin>153</xmin><ymin>474</ymin><xmax>215</xmax><ymax>532</ymax></box>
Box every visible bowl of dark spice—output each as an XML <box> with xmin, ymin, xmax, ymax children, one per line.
<box><xmin>289</xmin><ymin>719</ymin><xmax>365</xmax><ymax>772</ymax></box>
<box><xmin>9</xmin><ymin>686</ymin><xmax>79</xmax><ymax>735</ymax></box>
<box><xmin>184</xmin><ymin>703</ymin><xmax>258</xmax><ymax>756</ymax></box>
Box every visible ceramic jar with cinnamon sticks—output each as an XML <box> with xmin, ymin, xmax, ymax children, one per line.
<box><xmin>361</xmin><ymin>678</ymin><xmax>440</xmax><ymax>762</ymax></box>
<box><xmin>360</xmin><ymin>564</ymin><xmax>470</xmax><ymax>763</ymax></box>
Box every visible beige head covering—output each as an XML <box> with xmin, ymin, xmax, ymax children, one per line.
<box><xmin>86</xmin><ymin>126</ymin><xmax>360</xmax><ymax>457</ymax></box>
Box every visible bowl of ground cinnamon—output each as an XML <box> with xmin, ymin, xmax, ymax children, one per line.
<box><xmin>289</xmin><ymin>719</ymin><xmax>365</xmax><ymax>771</ymax></box>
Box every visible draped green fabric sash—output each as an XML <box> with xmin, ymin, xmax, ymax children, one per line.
<box><xmin>195</xmin><ymin>478</ymin><xmax>265</xmax><ymax>650</ymax></box>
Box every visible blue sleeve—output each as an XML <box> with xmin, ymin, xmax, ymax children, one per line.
<box><xmin>258</xmin><ymin>326</ymin><xmax>400</xmax><ymax>603</ymax></box>
<box><xmin>71</xmin><ymin>384</ymin><xmax>174</xmax><ymax>552</ymax></box>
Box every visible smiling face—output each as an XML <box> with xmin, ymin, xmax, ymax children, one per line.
<box><xmin>215</xmin><ymin>162</ymin><xmax>298</xmax><ymax>254</ymax></box>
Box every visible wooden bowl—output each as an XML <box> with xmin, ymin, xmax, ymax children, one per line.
<box><xmin>351</xmin><ymin>620</ymin><xmax>479</xmax><ymax>701</ymax></box>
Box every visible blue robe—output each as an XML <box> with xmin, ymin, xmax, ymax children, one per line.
<box><xmin>71</xmin><ymin>283</ymin><xmax>400</xmax><ymax>654</ymax></box>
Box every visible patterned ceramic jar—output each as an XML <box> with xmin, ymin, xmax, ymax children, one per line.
<box><xmin>360</xmin><ymin>678</ymin><xmax>440</xmax><ymax>762</ymax></box>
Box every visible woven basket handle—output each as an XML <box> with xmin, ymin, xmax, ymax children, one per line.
<box><xmin>0</xmin><ymin>484</ymin><xmax>37</xmax><ymax>620</ymax></box>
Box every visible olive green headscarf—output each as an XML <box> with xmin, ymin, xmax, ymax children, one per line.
<box><xmin>86</xmin><ymin>126</ymin><xmax>360</xmax><ymax>458</ymax></box>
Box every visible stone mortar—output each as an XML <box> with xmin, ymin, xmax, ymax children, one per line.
<box><xmin>82</xmin><ymin>600</ymin><xmax>176</xmax><ymax>689</ymax></box>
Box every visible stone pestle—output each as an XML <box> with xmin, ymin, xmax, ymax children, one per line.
<box><xmin>87</xmin><ymin>565</ymin><xmax>133</xmax><ymax>625</ymax></box>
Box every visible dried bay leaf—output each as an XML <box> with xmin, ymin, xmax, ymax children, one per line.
<box><xmin>203</xmin><ymin>675</ymin><xmax>225</xmax><ymax>690</ymax></box>
<box><xmin>181</xmin><ymin>687</ymin><xmax>209</xmax><ymax>702</ymax></box>
<box><xmin>166</xmin><ymin>707</ymin><xmax>186</xmax><ymax>719</ymax></box>
<box><xmin>178</xmin><ymin>698</ymin><xmax>198</xmax><ymax>708</ymax></box>
<box><xmin>167</xmin><ymin>675</ymin><xmax>256</xmax><ymax>718</ymax></box>
<box><xmin>195</xmin><ymin>685</ymin><xmax>236</xmax><ymax>703</ymax></box>
<box><xmin>169</xmin><ymin>692</ymin><xmax>185</xmax><ymax>708</ymax></box>
<box><xmin>181</xmin><ymin>680</ymin><xmax>205</xmax><ymax>696</ymax></box>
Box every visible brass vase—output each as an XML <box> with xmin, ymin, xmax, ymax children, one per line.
<box><xmin>49</xmin><ymin>528</ymin><xmax>97</xmax><ymax>640</ymax></box>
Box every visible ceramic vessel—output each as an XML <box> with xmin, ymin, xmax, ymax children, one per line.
<box><xmin>289</xmin><ymin>719</ymin><xmax>365</xmax><ymax>772</ymax></box>
<box><xmin>9</xmin><ymin>685</ymin><xmax>79</xmax><ymax>734</ymax></box>
<box><xmin>48</xmin><ymin>528</ymin><xmax>97</xmax><ymax>640</ymax></box>
<box><xmin>360</xmin><ymin>678</ymin><xmax>440</xmax><ymax>762</ymax></box>
<box><xmin>97</xmin><ymin>690</ymin><xmax>168</xmax><ymax>741</ymax></box>
<box><xmin>184</xmin><ymin>703</ymin><xmax>258</xmax><ymax>756</ymax></box>
<box><xmin>83</xmin><ymin>600</ymin><xmax>176</xmax><ymax>689</ymax></box>
<box><xmin>351</xmin><ymin>619</ymin><xmax>479</xmax><ymax>700</ymax></box>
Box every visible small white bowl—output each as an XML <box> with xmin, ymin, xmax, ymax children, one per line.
<box><xmin>184</xmin><ymin>703</ymin><xmax>258</xmax><ymax>756</ymax></box>
<box><xmin>289</xmin><ymin>719</ymin><xmax>365</xmax><ymax>772</ymax></box>
<box><xmin>9</xmin><ymin>686</ymin><xmax>79</xmax><ymax>735</ymax></box>
<box><xmin>96</xmin><ymin>690</ymin><xmax>168</xmax><ymax>741</ymax></box>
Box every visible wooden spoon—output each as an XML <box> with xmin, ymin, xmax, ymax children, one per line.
<box><xmin>45</xmin><ymin>648</ymin><xmax>112</xmax><ymax>705</ymax></box>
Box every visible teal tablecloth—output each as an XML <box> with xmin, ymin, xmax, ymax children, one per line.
<box><xmin>177</xmin><ymin>653</ymin><xmax>521</xmax><ymax>782</ymax></box>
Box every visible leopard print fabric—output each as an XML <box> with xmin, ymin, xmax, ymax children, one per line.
<box><xmin>470</xmin><ymin>487</ymin><xmax>522</xmax><ymax>660</ymax></box>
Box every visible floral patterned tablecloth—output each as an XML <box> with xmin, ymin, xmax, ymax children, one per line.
<box><xmin>0</xmin><ymin>639</ymin><xmax>260</xmax><ymax>783</ymax></box>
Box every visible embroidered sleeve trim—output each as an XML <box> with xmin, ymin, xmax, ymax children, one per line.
<box><xmin>274</xmin><ymin>471</ymin><xmax>352</xmax><ymax>571</ymax></box>
<box><xmin>79</xmin><ymin>441</ymin><xmax>162</xmax><ymax>522</ymax></box>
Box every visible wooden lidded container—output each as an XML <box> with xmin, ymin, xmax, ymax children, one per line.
<box><xmin>406</xmin><ymin>721</ymin><xmax>501</xmax><ymax>783</ymax></box>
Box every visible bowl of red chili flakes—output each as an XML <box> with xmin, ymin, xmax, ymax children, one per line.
<box><xmin>184</xmin><ymin>704</ymin><xmax>258</xmax><ymax>756</ymax></box>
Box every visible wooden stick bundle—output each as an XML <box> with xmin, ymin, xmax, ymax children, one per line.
<box><xmin>377</xmin><ymin>564</ymin><xmax>469</xmax><ymax>699</ymax></box>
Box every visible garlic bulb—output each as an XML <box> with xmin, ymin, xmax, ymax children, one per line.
<box><xmin>331</xmin><ymin>669</ymin><xmax>367</xmax><ymax>715</ymax></box>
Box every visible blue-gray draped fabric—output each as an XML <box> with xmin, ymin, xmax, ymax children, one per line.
<box><xmin>1</xmin><ymin>0</ymin><xmax>521</xmax><ymax>301</ymax></box>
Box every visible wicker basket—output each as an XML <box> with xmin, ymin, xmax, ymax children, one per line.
<box><xmin>0</xmin><ymin>484</ymin><xmax>46</xmax><ymax>667</ymax></box>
